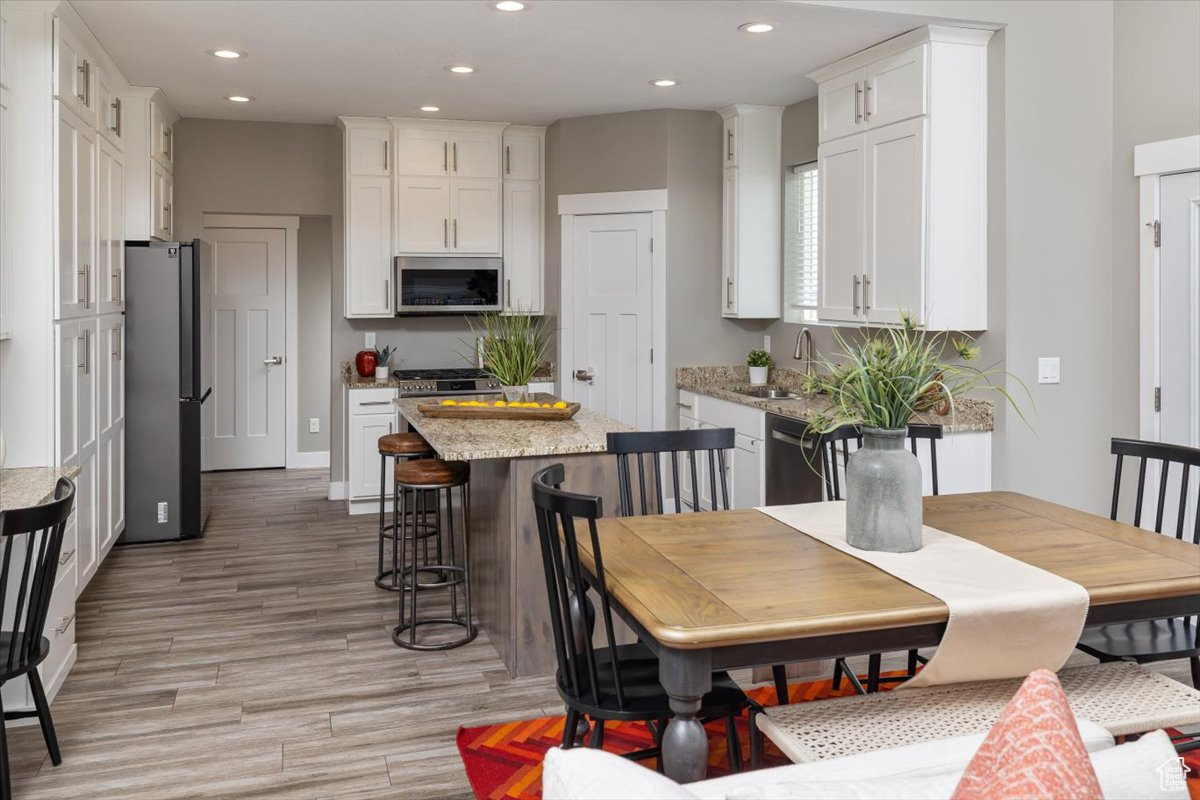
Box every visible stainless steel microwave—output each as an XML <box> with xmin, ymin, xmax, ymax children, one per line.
<box><xmin>394</xmin><ymin>256</ymin><xmax>502</xmax><ymax>315</ymax></box>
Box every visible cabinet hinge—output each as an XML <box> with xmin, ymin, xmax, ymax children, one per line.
<box><xmin>1148</xmin><ymin>220</ymin><xmax>1161</xmax><ymax>248</ymax></box>
<box><xmin>1154</xmin><ymin>386</ymin><xmax>1161</xmax><ymax>412</ymax></box>
<box><xmin>649</xmin><ymin>237</ymin><xmax>654</xmax><ymax>254</ymax></box>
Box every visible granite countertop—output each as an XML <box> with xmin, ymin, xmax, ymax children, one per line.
<box><xmin>676</xmin><ymin>366</ymin><xmax>995</xmax><ymax>433</ymax></box>
<box><xmin>340</xmin><ymin>362</ymin><xmax>555</xmax><ymax>389</ymax></box>
<box><xmin>1</xmin><ymin>465</ymin><xmax>83</xmax><ymax>512</ymax></box>
<box><xmin>395</xmin><ymin>397</ymin><xmax>632</xmax><ymax>461</ymax></box>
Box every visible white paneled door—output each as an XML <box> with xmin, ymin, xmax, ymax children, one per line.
<box><xmin>569</xmin><ymin>213</ymin><xmax>654</xmax><ymax>430</ymax></box>
<box><xmin>206</xmin><ymin>227</ymin><xmax>287</xmax><ymax>469</ymax></box>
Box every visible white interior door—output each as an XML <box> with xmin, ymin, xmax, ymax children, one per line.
<box><xmin>568</xmin><ymin>213</ymin><xmax>654</xmax><ymax>430</ymax></box>
<box><xmin>1155</xmin><ymin>170</ymin><xmax>1200</xmax><ymax>536</ymax></box>
<box><xmin>206</xmin><ymin>227</ymin><xmax>287</xmax><ymax>469</ymax></box>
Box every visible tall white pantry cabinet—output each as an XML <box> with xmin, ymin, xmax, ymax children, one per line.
<box><xmin>340</xmin><ymin>117</ymin><xmax>545</xmax><ymax>319</ymax></box>
<box><xmin>0</xmin><ymin>2</ymin><xmax>173</xmax><ymax>709</ymax></box>
<box><xmin>811</xmin><ymin>25</ymin><xmax>992</xmax><ymax>331</ymax></box>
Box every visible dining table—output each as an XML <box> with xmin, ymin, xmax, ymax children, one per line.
<box><xmin>577</xmin><ymin>491</ymin><xmax>1200</xmax><ymax>782</ymax></box>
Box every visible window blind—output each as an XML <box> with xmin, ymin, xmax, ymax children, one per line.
<box><xmin>784</xmin><ymin>162</ymin><xmax>819</xmax><ymax>323</ymax></box>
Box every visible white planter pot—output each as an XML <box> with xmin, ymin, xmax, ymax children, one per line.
<box><xmin>748</xmin><ymin>366</ymin><xmax>769</xmax><ymax>385</ymax></box>
<box><xmin>375</xmin><ymin>366</ymin><xmax>390</xmax><ymax>382</ymax></box>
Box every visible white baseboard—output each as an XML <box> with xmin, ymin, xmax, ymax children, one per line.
<box><xmin>292</xmin><ymin>450</ymin><xmax>330</xmax><ymax>469</ymax></box>
<box><xmin>327</xmin><ymin>481</ymin><xmax>347</xmax><ymax>501</ymax></box>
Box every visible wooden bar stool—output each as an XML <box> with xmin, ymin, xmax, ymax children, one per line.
<box><xmin>376</xmin><ymin>432</ymin><xmax>434</xmax><ymax>591</ymax></box>
<box><xmin>392</xmin><ymin>458</ymin><xmax>476</xmax><ymax>651</ymax></box>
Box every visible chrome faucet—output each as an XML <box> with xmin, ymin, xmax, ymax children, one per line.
<box><xmin>794</xmin><ymin>327</ymin><xmax>814</xmax><ymax>375</ymax></box>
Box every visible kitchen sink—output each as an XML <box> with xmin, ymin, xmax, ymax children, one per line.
<box><xmin>734</xmin><ymin>387</ymin><xmax>802</xmax><ymax>400</ymax></box>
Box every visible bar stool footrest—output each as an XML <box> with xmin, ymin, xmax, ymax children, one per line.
<box><xmin>392</xmin><ymin>618</ymin><xmax>477</xmax><ymax>651</ymax></box>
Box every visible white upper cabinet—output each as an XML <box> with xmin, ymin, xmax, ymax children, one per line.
<box><xmin>503</xmin><ymin>129</ymin><xmax>541</xmax><ymax>181</ymax></box>
<box><xmin>95</xmin><ymin>68</ymin><xmax>123</xmax><ymax>150</ymax></box>
<box><xmin>121</xmin><ymin>87</ymin><xmax>178</xmax><ymax>241</ymax></box>
<box><xmin>346</xmin><ymin>175</ymin><xmax>394</xmax><ymax>316</ymax></box>
<box><xmin>718</xmin><ymin>104</ymin><xmax>782</xmax><ymax>319</ymax></box>
<box><xmin>816</xmin><ymin>135</ymin><xmax>865</xmax><ymax>323</ymax></box>
<box><xmin>97</xmin><ymin>138</ymin><xmax>124</xmax><ymax>314</ymax></box>
<box><xmin>394</xmin><ymin>177</ymin><xmax>450</xmax><ymax>254</ymax></box>
<box><xmin>810</xmin><ymin>25</ymin><xmax>991</xmax><ymax>331</ymax></box>
<box><xmin>864</xmin><ymin>45</ymin><xmax>927</xmax><ymax>130</ymax></box>
<box><xmin>347</xmin><ymin>125</ymin><xmax>391</xmax><ymax>176</ymax></box>
<box><xmin>503</xmin><ymin>180</ymin><xmax>542</xmax><ymax>314</ymax></box>
<box><xmin>449</xmin><ymin>178</ymin><xmax>501</xmax><ymax>254</ymax></box>
<box><xmin>393</xmin><ymin>126</ymin><xmax>502</xmax><ymax>178</ymax></box>
<box><xmin>450</xmin><ymin>131</ymin><xmax>500</xmax><ymax>178</ymax></box>
<box><xmin>817</xmin><ymin>68</ymin><xmax>866</xmax><ymax>143</ymax></box>
<box><xmin>57</xmin><ymin>105</ymin><xmax>96</xmax><ymax>320</ymax></box>
<box><xmin>54</xmin><ymin>17</ymin><xmax>95</xmax><ymax>125</ymax></box>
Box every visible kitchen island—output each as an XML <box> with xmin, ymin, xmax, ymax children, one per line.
<box><xmin>396</xmin><ymin>397</ymin><xmax>634</xmax><ymax>677</ymax></box>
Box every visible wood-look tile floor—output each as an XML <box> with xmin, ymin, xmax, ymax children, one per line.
<box><xmin>4</xmin><ymin>468</ymin><xmax>1195</xmax><ymax>798</ymax></box>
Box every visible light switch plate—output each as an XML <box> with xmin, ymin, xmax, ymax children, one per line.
<box><xmin>365</xmin><ymin>332</ymin><xmax>376</xmax><ymax>349</ymax></box>
<box><xmin>1037</xmin><ymin>357</ymin><xmax>1060</xmax><ymax>384</ymax></box>
<box><xmin>309</xmin><ymin>417</ymin><xmax>320</xmax><ymax>433</ymax></box>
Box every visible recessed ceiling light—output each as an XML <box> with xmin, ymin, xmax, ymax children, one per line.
<box><xmin>226</xmin><ymin>95</ymin><xmax>254</xmax><ymax>103</ymax></box>
<box><xmin>492</xmin><ymin>1</ymin><xmax>526</xmax><ymax>10</ymax></box>
<box><xmin>650</xmin><ymin>79</ymin><xmax>678</xmax><ymax>88</ymax></box>
<box><xmin>738</xmin><ymin>22</ymin><xmax>774</xmax><ymax>33</ymax></box>
<box><xmin>447</xmin><ymin>65</ymin><xmax>475</xmax><ymax>74</ymax></box>
<box><xmin>208</xmin><ymin>49</ymin><xmax>246</xmax><ymax>59</ymax></box>
<box><xmin>420</xmin><ymin>106</ymin><xmax>440</xmax><ymax>112</ymax></box>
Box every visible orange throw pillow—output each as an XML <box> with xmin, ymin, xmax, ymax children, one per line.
<box><xmin>952</xmin><ymin>669</ymin><xmax>1104</xmax><ymax>800</ymax></box>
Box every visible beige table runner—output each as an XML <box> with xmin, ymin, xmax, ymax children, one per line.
<box><xmin>757</xmin><ymin>501</ymin><xmax>1090</xmax><ymax>688</ymax></box>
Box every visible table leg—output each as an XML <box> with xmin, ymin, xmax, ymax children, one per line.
<box><xmin>658</xmin><ymin>648</ymin><xmax>712</xmax><ymax>782</ymax></box>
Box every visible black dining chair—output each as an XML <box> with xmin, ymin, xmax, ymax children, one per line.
<box><xmin>531</xmin><ymin>464</ymin><xmax>749</xmax><ymax>770</ymax></box>
<box><xmin>822</xmin><ymin>424</ymin><xmax>942</xmax><ymax>694</ymax></box>
<box><xmin>0</xmin><ymin>478</ymin><xmax>75</xmax><ymax>800</ymax></box>
<box><xmin>1076</xmin><ymin>438</ymin><xmax>1200</xmax><ymax>690</ymax></box>
<box><xmin>606</xmin><ymin>428</ymin><xmax>793</xmax><ymax>705</ymax></box>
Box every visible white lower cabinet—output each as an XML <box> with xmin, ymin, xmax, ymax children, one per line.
<box><xmin>676</xmin><ymin>393</ymin><xmax>765</xmax><ymax>511</ymax></box>
<box><xmin>345</xmin><ymin>388</ymin><xmax>399</xmax><ymax>513</ymax></box>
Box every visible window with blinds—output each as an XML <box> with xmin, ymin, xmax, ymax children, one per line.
<box><xmin>784</xmin><ymin>162</ymin><xmax>819</xmax><ymax>324</ymax></box>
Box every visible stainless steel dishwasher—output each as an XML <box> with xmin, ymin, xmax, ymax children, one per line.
<box><xmin>765</xmin><ymin>413</ymin><xmax>826</xmax><ymax>505</ymax></box>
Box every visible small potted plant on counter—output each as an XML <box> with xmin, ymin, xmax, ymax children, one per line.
<box><xmin>373</xmin><ymin>345</ymin><xmax>396</xmax><ymax>382</ymax></box>
<box><xmin>747</xmin><ymin>349</ymin><xmax>773</xmax><ymax>386</ymax></box>
<box><xmin>469</xmin><ymin>311</ymin><xmax>551</xmax><ymax>403</ymax></box>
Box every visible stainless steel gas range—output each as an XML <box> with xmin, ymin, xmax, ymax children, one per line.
<box><xmin>392</xmin><ymin>368</ymin><xmax>501</xmax><ymax>398</ymax></box>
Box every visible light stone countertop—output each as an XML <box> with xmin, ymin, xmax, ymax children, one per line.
<box><xmin>396</xmin><ymin>397</ymin><xmax>633</xmax><ymax>461</ymax></box>
<box><xmin>1</xmin><ymin>465</ymin><xmax>83</xmax><ymax>512</ymax></box>
<box><xmin>676</xmin><ymin>366</ymin><xmax>995</xmax><ymax>433</ymax></box>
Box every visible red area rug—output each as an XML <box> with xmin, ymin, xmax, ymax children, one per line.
<box><xmin>456</xmin><ymin>673</ymin><xmax>1200</xmax><ymax>800</ymax></box>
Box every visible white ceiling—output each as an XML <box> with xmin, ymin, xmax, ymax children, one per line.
<box><xmin>71</xmin><ymin>0</ymin><xmax>933</xmax><ymax>126</ymax></box>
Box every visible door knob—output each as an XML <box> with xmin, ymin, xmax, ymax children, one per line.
<box><xmin>574</xmin><ymin>368</ymin><xmax>594</xmax><ymax>384</ymax></box>
<box><xmin>263</xmin><ymin>355</ymin><xmax>284</xmax><ymax>365</ymax></box>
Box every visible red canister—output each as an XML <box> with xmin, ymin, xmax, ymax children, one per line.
<box><xmin>354</xmin><ymin>350</ymin><xmax>378</xmax><ymax>378</ymax></box>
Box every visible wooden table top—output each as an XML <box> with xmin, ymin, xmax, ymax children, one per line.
<box><xmin>581</xmin><ymin>492</ymin><xmax>1200</xmax><ymax>650</ymax></box>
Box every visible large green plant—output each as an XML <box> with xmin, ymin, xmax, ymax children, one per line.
<box><xmin>802</xmin><ymin>313</ymin><xmax>1028</xmax><ymax>433</ymax></box>
<box><xmin>467</xmin><ymin>311</ymin><xmax>551</xmax><ymax>387</ymax></box>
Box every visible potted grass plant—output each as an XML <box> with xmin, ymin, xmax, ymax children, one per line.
<box><xmin>468</xmin><ymin>311</ymin><xmax>551</xmax><ymax>403</ymax></box>
<box><xmin>747</xmin><ymin>349</ymin><xmax>773</xmax><ymax>386</ymax></box>
<box><xmin>803</xmin><ymin>314</ymin><xmax>1026</xmax><ymax>553</ymax></box>
<box><xmin>373</xmin><ymin>345</ymin><xmax>396</xmax><ymax>382</ymax></box>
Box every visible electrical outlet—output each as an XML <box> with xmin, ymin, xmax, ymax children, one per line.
<box><xmin>763</xmin><ymin>335</ymin><xmax>771</xmax><ymax>353</ymax></box>
<box><xmin>157</xmin><ymin>502</ymin><xmax>168</xmax><ymax>523</ymax></box>
<box><xmin>1037</xmin><ymin>357</ymin><xmax>1060</xmax><ymax>385</ymax></box>
<box><xmin>309</xmin><ymin>417</ymin><xmax>320</xmax><ymax>433</ymax></box>
<box><xmin>365</xmin><ymin>332</ymin><xmax>376</xmax><ymax>349</ymax></box>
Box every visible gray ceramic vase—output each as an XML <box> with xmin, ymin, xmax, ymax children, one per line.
<box><xmin>845</xmin><ymin>427</ymin><xmax>923</xmax><ymax>552</ymax></box>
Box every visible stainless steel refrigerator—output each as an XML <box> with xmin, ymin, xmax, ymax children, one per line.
<box><xmin>122</xmin><ymin>240</ymin><xmax>212</xmax><ymax>543</ymax></box>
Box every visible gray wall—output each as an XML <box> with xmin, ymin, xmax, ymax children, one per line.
<box><xmin>174</xmin><ymin>118</ymin><xmax>338</xmax><ymax>457</ymax></box>
<box><xmin>1110</xmin><ymin>0</ymin><xmax>1200</xmax><ymax>439</ymax></box>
